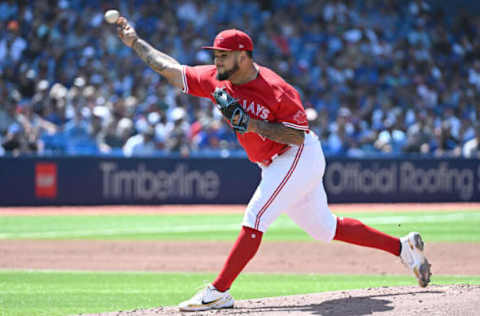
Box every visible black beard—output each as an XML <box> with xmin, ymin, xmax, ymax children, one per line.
<box><xmin>216</xmin><ymin>62</ymin><xmax>240</xmax><ymax>81</ymax></box>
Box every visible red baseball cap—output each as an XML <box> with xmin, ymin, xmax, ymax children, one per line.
<box><xmin>202</xmin><ymin>29</ymin><xmax>253</xmax><ymax>52</ymax></box>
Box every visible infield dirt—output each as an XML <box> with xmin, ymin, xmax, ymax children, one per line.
<box><xmin>1</xmin><ymin>203</ymin><xmax>479</xmax><ymax>315</ymax></box>
<box><xmin>78</xmin><ymin>284</ymin><xmax>480</xmax><ymax>315</ymax></box>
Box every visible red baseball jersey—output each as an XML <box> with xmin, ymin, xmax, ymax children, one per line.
<box><xmin>182</xmin><ymin>64</ymin><xmax>309</xmax><ymax>163</ymax></box>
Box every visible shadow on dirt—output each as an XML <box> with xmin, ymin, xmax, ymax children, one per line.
<box><xmin>238</xmin><ymin>290</ymin><xmax>444</xmax><ymax>315</ymax></box>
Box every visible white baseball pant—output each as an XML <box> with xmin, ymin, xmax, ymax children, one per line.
<box><xmin>242</xmin><ymin>131</ymin><xmax>337</xmax><ymax>242</ymax></box>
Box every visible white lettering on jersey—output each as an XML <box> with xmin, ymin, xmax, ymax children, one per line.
<box><xmin>260</xmin><ymin>108</ymin><xmax>269</xmax><ymax>120</ymax></box>
<box><xmin>246</xmin><ymin>101</ymin><xmax>255</xmax><ymax>114</ymax></box>
<box><xmin>255</xmin><ymin>104</ymin><xmax>264</xmax><ymax>116</ymax></box>
<box><xmin>240</xmin><ymin>99</ymin><xmax>271</xmax><ymax>119</ymax></box>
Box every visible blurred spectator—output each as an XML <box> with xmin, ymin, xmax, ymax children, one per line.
<box><xmin>63</xmin><ymin>106</ymin><xmax>98</xmax><ymax>155</ymax></box>
<box><xmin>325</xmin><ymin>107</ymin><xmax>353</xmax><ymax>155</ymax></box>
<box><xmin>429</xmin><ymin>122</ymin><xmax>459</xmax><ymax>157</ymax></box>
<box><xmin>0</xmin><ymin>20</ymin><xmax>27</xmax><ymax>66</ymax></box>
<box><xmin>463</xmin><ymin>124</ymin><xmax>480</xmax><ymax>158</ymax></box>
<box><xmin>123</xmin><ymin>125</ymin><xmax>157</xmax><ymax>157</ymax></box>
<box><xmin>99</xmin><ymin>117</ymin><xmax>134</xmax><ymax>154</ymax></box>
<box><xmin>0</xmin><ymin>101</ymin><xmax>17</xmax><ymax>134</ymax></box>
<box><xmin>403</xmin><ymin>112</ymin><xmax>433</xmax><ymax>154</ymax></box>
<box><xmin>164</xmin><ymin>107</ymin><xmax>190</xmax><ymax>154</ymax></box>
<box><xmin>374</xmin><ymin>117</ymin><xmax>407</xmax><ymax>154</ymax></box>
<box><xmin>1</xmin><ymin>123</ymin><xmax>37</xmax><ymax>156</ymax></box>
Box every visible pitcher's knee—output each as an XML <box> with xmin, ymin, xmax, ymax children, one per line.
<box><xmin>309</xmin><ymin>215</ymin><xmax>337</xmax><ymax>242</ymax></box>
<box><xmin>310</xmin><ymin>227</ymin><xmax>336</xmax><ymax>242</ymax></box>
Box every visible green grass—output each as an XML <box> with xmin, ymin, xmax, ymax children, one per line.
<box><xmin>0</xmin><ymin>211</ymin><xmax>479</xmax><ymax>242</ymax></box>
<box><xmin>1</xmin><ymin>270</ymin><xmax>479</xmax><ymax>316</ymax></box>
<box><xmin>1</xmin><ymin>210</ymin><xmax>479</xmax><ymax>315</ymax></box>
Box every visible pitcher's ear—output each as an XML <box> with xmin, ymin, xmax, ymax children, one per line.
<box><xmin>240</xmin><ymin>51</ymin><xmax>249</xmax><ymax>62</ymax></box>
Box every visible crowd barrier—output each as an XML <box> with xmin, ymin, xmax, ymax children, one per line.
<box><xmin>0</xmin><ymin>156</ymin><xmax>479</xmax><ymax>206</ymax></box>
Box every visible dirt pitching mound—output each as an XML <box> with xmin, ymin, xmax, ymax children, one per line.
<box><xmin>78</xmin><ymin>284</ymin><xmax>479</xmax><ymax>316</ymax></box>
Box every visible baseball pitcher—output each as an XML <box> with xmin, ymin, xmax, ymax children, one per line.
<box><xmin>114</xmin><ymin>16</ymin><xmax>431</xmax><ymax>312</ymax></box>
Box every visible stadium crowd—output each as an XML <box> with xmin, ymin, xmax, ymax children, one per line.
<box><xmin>0</xmin><ymin>0</ymin><xmax>479</xmax><ymax>158</ymax></box>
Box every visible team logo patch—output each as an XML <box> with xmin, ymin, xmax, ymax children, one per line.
<box><xmin>293</xmin><ymin>110</ymin><xmax>307</xmax><ymax>124</ymax></box>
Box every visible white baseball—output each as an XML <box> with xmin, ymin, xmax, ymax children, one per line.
<box><xmin>104</xmin><ymin>9</ymin><xmax>120</xmax><ymax>24</ymax></box>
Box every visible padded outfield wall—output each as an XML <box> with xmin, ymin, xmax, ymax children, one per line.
<box><xmin>0</xmin><ymin>156</ymin><xmax>479</xmax><ymax>206</ymax></box>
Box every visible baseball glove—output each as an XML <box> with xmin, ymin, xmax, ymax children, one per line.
<box><xmin>212</xmin><ymin>87</ymin><xmax>249</xmax><ymax>133</ymax></box>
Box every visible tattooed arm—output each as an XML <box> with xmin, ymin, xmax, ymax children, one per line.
<box><xmin>247</xmin><ymin>120</ymin><xmax>305</xmax><ymax>146</ymax></box>
<box><xmin>116</xmin><ymin>17</ymin><xmax>183</xmax><ymax>89</ymax></box>
<box><xmin>131</xmin><ymin>39</ymin><xmax>183</xmax><ymax>89</ymax></box>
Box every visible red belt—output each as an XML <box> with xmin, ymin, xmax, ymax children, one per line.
<box><xmin>259</xmin><ymin>145</ymin><xmax>291</xmax><ymax>167</ymax></box>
